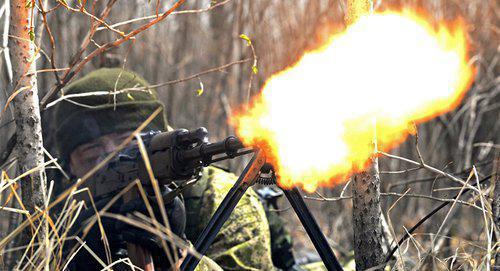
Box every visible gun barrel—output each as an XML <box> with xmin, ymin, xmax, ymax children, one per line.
<box><xmin>178</xmin><ymin>136</ymin><xmax>244</xmax><ymax>162</ymax></box>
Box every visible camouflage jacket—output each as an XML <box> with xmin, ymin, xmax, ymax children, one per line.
<box><xmin>182</xmin><ymin>166</ymin><xmax>276</xmax><ymax>270</ymax></box>
<box><xmin>196</xmin><ymin>256</ymin><xmax>224</xmax><ymax>271</ymax></box>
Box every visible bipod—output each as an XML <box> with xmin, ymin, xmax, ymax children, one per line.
<box><xmin>180</xmin><ymin>150</ymin><xmax>344</xmax><ymax>271</ymax></box>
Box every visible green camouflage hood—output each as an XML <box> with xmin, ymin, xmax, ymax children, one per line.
<box><xmin>51</xmin><ymin>68</ymin><xmax>167</xmax><ymax>161</ymax></box>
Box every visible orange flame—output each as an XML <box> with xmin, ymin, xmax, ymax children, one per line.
<box><xmin>233</xmin><ymin>10</ymin><xmax>474</xmax><ymax>192</ymax></box>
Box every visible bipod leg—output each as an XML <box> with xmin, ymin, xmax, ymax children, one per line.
<box><xmin>180</xmin><ymin>151</ymin><xmax>266</xmax><ymax>271</ymax></box>
<box><xmin>283</xmin><ymin>187</ymin><xmax>344</xmax><ymax>271</ymax></box>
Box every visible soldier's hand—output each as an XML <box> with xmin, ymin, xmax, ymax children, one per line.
<box><xmin>115</xmin><ymin>186</ymin><xmax>186</xmax><ymax>250</ymax></box>
<box><xmin>72</xmin><ymin>185</ymin><xmax>186</xmax><ymax>252</ymax></box>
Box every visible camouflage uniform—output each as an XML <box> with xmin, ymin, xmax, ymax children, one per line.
<box><xmin>197</xmin><ymin>256</ymin><xmax>224</xmax><ymax>271</ymax></box>
<box><xmin>49</xmin><ymin>68</ymin><xmax>275</xmax><ymax>270</ymax></box>
<box><xmin>183</xmin><ymin>167</ymin><xmax>276</xmax><ymax>270</ymax></box>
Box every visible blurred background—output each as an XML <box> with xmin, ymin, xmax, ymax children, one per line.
<box><xmin>1</xmin><ymin>0</ymin><xmax>498</xmax><ymax>269</ymax></box>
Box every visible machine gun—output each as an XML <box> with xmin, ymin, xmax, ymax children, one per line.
<box><xmin>91</xmin><ymin>127</ymin><xmax>251</xmax><ymax>200</ymax></box>
<box><xmin>95</xmin><ymin>127</ymin><xmax>343</xmax><ymax>271</ymax></box>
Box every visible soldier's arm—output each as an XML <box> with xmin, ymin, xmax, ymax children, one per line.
<box><xmin>201</xmin><ymin>167</ymin><xmax>276</xmax><ymax>271</ymax></box>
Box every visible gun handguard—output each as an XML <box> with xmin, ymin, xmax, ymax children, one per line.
<box><xmin>138</xmin><ymin>127</ymin><xmax>246</xmax><ymax>185</ymax></box>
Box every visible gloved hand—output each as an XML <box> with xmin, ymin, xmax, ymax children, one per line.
<box><xmin>66</xmin><ymin>185</ymin><xmax>186</xmax><ymax>269</ymax></box>
<box><xmin>114</xmin><ymin>185</ymin><xmax>186</xmax><ymax>251</ymax></box>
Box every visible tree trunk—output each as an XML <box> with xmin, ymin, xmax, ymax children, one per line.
<box><xmin>352</xmin><ymin>156</ymin><xmax>385</xmax><ymax>270</ymax></box>
<box><xmin>346</xmin><ymin>1</ymin><xmax>384</xmax><ymax>269</ymax></box>
<box><xmin>9</xmin><ymin>0</ymin><xmax>47</xmax><ymax>246</ymax></box>
<box><xmin>345</xmin><ymin>0</ymin><xmax>372</xmax><ymax>25</ymax></box>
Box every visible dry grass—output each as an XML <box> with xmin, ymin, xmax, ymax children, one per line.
<box><xmin>0</xmin><ymin>0</ymin><xmax>498</xmax><ymax>270</ymax></box>
<box><xmin>0</xmin><ymin>109</ymin><xmax>214</xmax><ymax>270</ymax></box>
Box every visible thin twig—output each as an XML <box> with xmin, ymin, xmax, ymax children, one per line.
<box><xmin>384</xmin><ymin>174</ymin><xmax>493</xmax><ymax>264</ymax></box>
<box><xmin>45</xmin><ymin>58</ymin><xmax>250</xmax><ymax>109</ymax></box>
<box><xmin>379</xmin><ymin>151</ymin><xmax>481</xmax><ymax>194</ymax></box>
<box><xmin>40</xmin><ymin>0</ymin><xmax>186</xmax><ymax>108</ymax></box>
<box><xmin>95</xmin><ymin>0</ymin><xmax>234</xmax><ymax>31</ymax></box>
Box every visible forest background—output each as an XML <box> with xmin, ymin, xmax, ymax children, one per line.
<box><xmin>0</xmin><ymin>0</ymin><xmax>498</xmax><ymax>270</ymax></box>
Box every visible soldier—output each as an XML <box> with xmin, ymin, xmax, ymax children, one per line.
<box><xmin>48</xmin><ymin>68</ymin><xmax>276</xmax><ymax>270</ymax></box>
